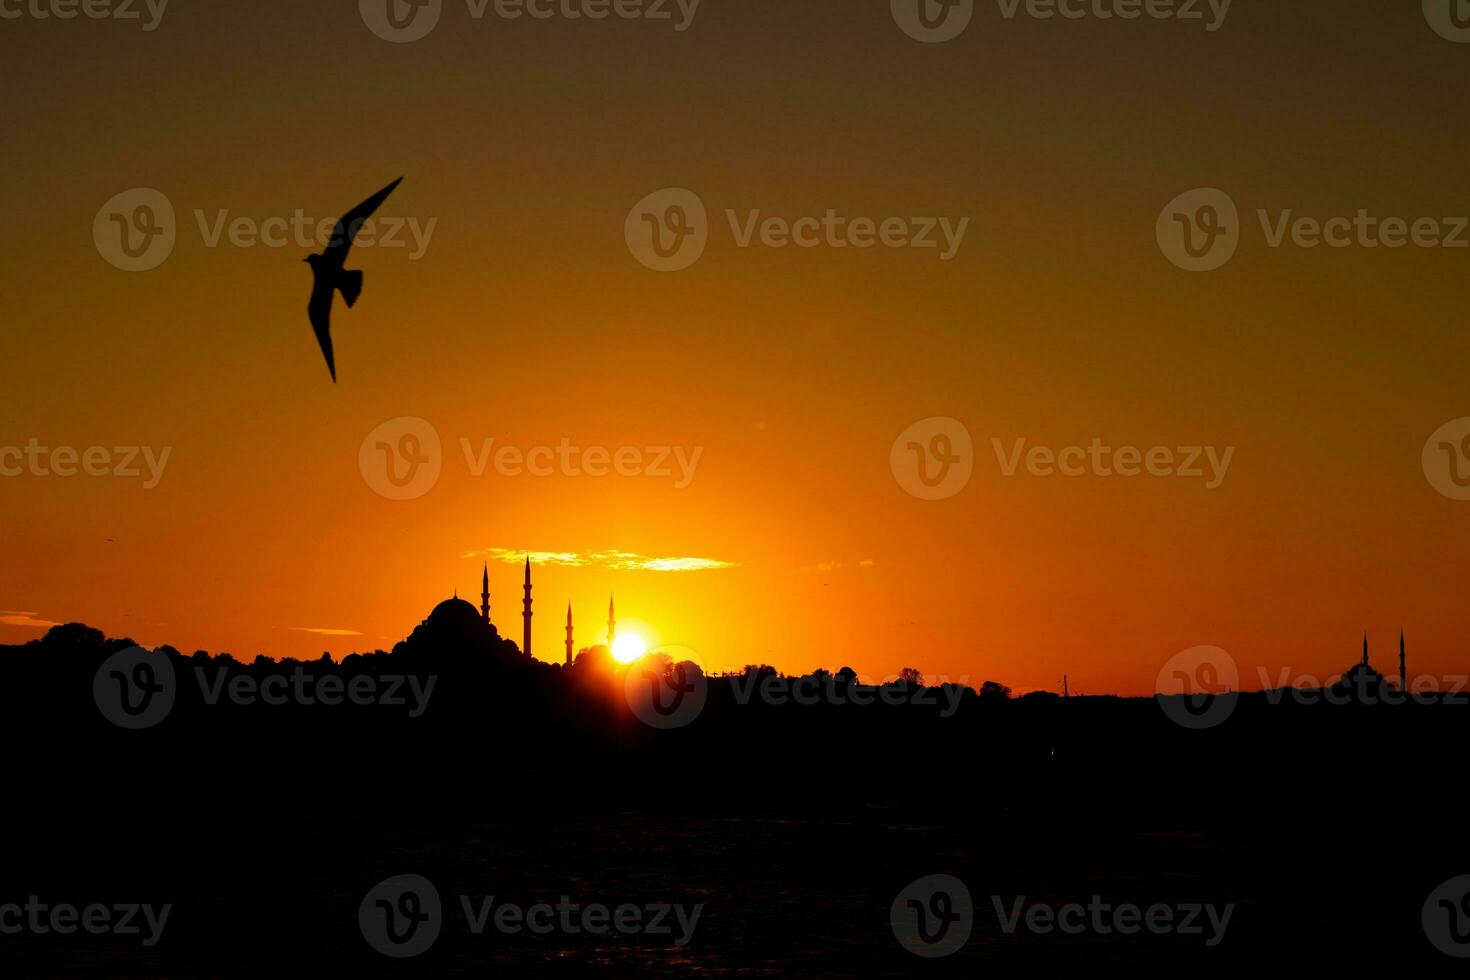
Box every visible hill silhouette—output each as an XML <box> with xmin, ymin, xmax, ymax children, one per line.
<box><xmin>1</xmin><ymin>619</ymin><xmax>1464</xmax><ymax>975</ymax></box>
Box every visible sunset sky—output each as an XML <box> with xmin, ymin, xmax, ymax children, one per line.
<box><xmin>2</xmin><ymin>2</ymin><xmax>1467</xmax><ymax>694</ymax></box>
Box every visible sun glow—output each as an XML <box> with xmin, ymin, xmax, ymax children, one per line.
<box><xmin>612</xmin><ymin>633</ymin><xmax>648</xmax><ymax>664</ymax></box>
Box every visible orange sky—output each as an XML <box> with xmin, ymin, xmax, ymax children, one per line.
<box><xmin>1</xmin><ymin>2</ymin><xmax>1467</xmax><ymax>694</ymax></box>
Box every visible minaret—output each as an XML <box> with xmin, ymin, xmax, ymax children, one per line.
<box><xmin>565</xmin><ymin>604</ymin><xmax>574</xmax><ymax>666</ymax></box>
<box><xmin>1399</xmin><ymin>632</ymin><xmax>1406</xmax><ymax>690</ymax></box>
<box><xmin>607</xmin><ymin>595</ymin><xmax>616</xmax><ymax>649</ymax></box>
<box><xmin>480</xmin><ymin>563</ymin><xmax>491</xmax><ymax>624</ymax></box>
<box><xmin>522</xmin><ymin>556</ymin><xmax>533</xmax><ymax>658</ymax></box>
<box><xmin>1362</xmin><ymin>632</ymin><xmax>1369</xmax><ymax>667</ymax></box>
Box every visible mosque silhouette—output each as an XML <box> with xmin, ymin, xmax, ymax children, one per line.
<box><xmin>392</xmin><ymin>558</ymin><xmax>612</xmax><ymax>666</ymax></box>
<box><xmin>1334</xmin><ymin>633</ymin><xmax>1406</xmax><ymax>696</ymax></box>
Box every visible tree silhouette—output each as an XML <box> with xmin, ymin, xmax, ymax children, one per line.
<box><xmin>979</xmin><ymin>680</ymin><xmax>1012</xmax><ymax>701</ymax></box>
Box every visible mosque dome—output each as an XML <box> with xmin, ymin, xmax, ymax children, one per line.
<box><xmin>392</xmin><ymin>588</ymin><xmax>513</xmax><ymax>660</ymax></box>
<box><xmin>390</xmin><ymin>569</ymin><xmax>544</xmax><ymax>663</ymax></box>
<box><xmin>428</xmin><ymin>596</ymin><xmax>481</xmax><ymax>624</ymax></box>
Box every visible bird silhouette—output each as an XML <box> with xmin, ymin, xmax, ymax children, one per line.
<box><xmin>304</xmin><ymin>177</ymin><xmax>403</xmax><ymax>382</ymax></box>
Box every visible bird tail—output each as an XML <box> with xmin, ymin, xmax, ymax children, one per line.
<box><xmin>337</xmin><ymin>270</ymin><xmax>364</xmax><ymax>308</ymax></box>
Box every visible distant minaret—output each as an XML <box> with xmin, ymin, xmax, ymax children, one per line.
<box><xmin>1362</xmin><ymin>632</ymin><xmax>1369</xmax><ymax>667</ymax></box>
<box><xmin>608</xmin><ymin>595</ymin><xmax>616</xmax><ymax>649</ymax></box>
<box><xmin>522</xmin><ymin>556</ymin><xmax>533</xmax><ymax>658</ymax></box>
<box><xmin>480</xmin><ymin>563</ymin><xmax>490</xmax><ymax>624</ymax></box>
<box><xmin>1400</xmin><ymin>632</ymin><xmax>1406</xmax><ymax>690</ymax></box>
<box><xmin>565</xmin><ymin>604</ymin><xmax>574</xmax><ymax>666</ymax></box>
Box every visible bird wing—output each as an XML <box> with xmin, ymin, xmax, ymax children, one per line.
<box><xmin>323</xmin><ymin>176</ymin><xmax>403</xmax><ymax>266</ymax></box>
<box><xmin>307</xmin><ymin>277</ymin><xmax>338</xmax><ymax>382</ymax></box>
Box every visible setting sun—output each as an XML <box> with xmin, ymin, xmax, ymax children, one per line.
<box><xmin>612</xmin><ymin>633</ymin><xmax>648</xmax><ymax>664</ymax></box>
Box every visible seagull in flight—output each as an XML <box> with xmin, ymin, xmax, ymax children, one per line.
<box><xmin>304</xmin><ymin>177</ymin><xmax>403</xmax><ymax>382</ymax></box>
